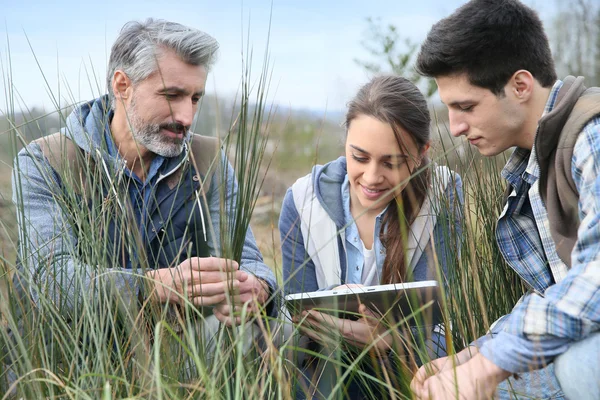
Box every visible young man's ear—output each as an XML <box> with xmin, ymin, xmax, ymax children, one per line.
<box><xmin>509</xmin><ymin>70</ymin><xmax>535</xmax><ymax>102</ymax></box>
<box><xmin>112</xmin><ymin>70</ymin><xmax>133</xmax><ymax>106</ymax></box>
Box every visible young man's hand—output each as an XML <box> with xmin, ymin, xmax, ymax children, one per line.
<box><xmin>411</xmin><ymin>346</ymin><xmax>479</xmax><ymax>394</ymax></box>
<box><xmin>412</xmin><ymin>352</ymin><xmax>510</xmax><ymax>400</ymax></box>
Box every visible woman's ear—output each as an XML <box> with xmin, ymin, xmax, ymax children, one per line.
<box><xmin>420</xmin><ymin>141</ymin><xmax>431</xmax><ymax>158</ymax></box>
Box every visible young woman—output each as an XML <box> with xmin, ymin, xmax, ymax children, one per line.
<box><xmin>279</xmin><ymin>75</ymin><xmax>463</xmax><ymax>398</ymax></box>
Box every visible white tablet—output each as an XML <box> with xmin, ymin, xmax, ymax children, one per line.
<box><xmin>284</xmin><ymin>280</ymin><xmax>441</xmax><ymax>325</ymax></box>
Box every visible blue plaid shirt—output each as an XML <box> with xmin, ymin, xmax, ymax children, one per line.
<box><xmin>479</xmin><ymin>80</ymin><xmax>600</xmax><ymax>373</ymax></box>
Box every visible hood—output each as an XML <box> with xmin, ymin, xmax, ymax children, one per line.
<box><xmin>311</xmin><ymin>156</ymin><xmax>347</xmax><ymax>227</ymax></box>
<box><xmin>64</xmin><ymin>96</ymin><xmax>114</xmax><ymax>164</ymax></box>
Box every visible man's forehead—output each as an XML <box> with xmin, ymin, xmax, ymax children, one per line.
<box><xmin>435</xmin><ymin>75</ymin><xmax>485</xmax><ymax>103</ymax></box>
<box><xmin>145</xmin><ymin>56</ymin><xmax>208</xmax><ymax>88</ymax></box>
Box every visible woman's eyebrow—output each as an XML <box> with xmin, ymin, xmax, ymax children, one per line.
<box><xmin>349</xmin><ymin>144</ymin><xmax>407</xmax><ymax>159</ymax></box>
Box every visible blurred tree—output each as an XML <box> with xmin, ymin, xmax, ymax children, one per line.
<box><xmin>550</xmin><ymin>0</ymin><xmax>600</xmax><ymax>86</ymax></box>
<box><xmin>354</xmin><ymin>17</ymin><xmax>437</xmax><ymax>98</ymax></box>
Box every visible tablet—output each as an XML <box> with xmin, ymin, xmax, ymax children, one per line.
<box><xmin>284</xmin><ymin>280</ymin><xmax>441</xmax><ymax>325</ymax></box>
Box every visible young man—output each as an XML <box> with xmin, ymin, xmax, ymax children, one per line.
<box><xmin>12</xmin><ymin>19</ymin><xmax>276</xmax><ymax>349</ymax></box>
<box><xmin>411</xmin><ymin>0</ymin><xmax>600</xmax><ymax>399</ymax></box>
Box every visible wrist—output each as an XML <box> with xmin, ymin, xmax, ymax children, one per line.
<box><xmin>473</xmin><ymin>353</ymin><xmax>511</xmax><ymax>385</ymax></box>
<box><xmin>457</xmin><ymin>345</ymin><xmax>479</xmax><ymax>364</ymax></box>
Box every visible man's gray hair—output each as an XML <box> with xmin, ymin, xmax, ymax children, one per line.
<box><xmin>107</xmin><ymin>18</ymin><xmax>219</xmax><ymax>109</ymax></box>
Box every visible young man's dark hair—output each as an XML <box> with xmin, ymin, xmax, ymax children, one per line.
<box><xmin>416</xmin><ymin>0</ymin><xmax>557</xmax><ymax>95</ymax></box>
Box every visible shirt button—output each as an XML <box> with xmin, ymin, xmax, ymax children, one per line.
<box><xmin>356</xmin><ymin>266</ymin><xmax>359</xmax><ymax>271</ymax></box>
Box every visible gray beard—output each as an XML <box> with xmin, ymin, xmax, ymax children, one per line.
<box><xmin>127</xmin><ymin>103</ymin><xmax>188</xmax><ymax>158</ymax></box>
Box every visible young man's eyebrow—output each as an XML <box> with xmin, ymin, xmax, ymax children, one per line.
<box><xmin>348</xmin><ymin>144</ymin><xmax>407</xmax><ymax>159</ymax></box>
<box><xmin>447</xmin><ymin>100</ymin><xmax>473</xmax><ymax>108</ymax></box>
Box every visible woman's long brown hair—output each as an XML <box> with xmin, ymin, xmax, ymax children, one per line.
<box><xmin>345</xmin><ymin>75</ymin><xmax>431</xmax><ymax>283</ymax></box>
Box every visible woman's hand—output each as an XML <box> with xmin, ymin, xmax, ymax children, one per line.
<box><xmin>296</xmin><ymin>303</ymin><xmax>393</xmax><ymax>352</ymax></box>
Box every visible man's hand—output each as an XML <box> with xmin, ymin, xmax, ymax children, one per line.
<box><xmin>145</xmin><ymin>257</ymin><xmax>245</xmax><ymax>307</ymax></box>
<box><xmin>213</xmin><ymin>273</ymin><xmax>270</xmax><ymax>326</ymax></box>
<box><xmin>411</xmin><ymin>346</ymin><xmax>479</xmax><ymax>395</ymax></box>
<box><xmin>412</xmin><ymin>353</ymin><xmax>511</xmax><ymax>400</ymax></box>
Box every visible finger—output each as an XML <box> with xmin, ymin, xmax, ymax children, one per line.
<box><xmin>186</xmin><ymin>270</ymin><xmax>248</xmax><ymax>287</ymax></box>
<box><xmin>358</xmin><ymin>304</ymin><xmax>381</xmax><ymax>322</ymax></box>
<box><xmin>215</xmin><ymin>291</ymin><xmax>252</xmax><ymax>307</ymax></box>
<box><xmin>298</xmin><ymin>324</ymin><xmax>323</xmax><ymax>341</ymax></box>
<box><xmin>237</xmin><ymin>270</ymin><xmax>249</xmax><ymax>281</ymax></box>
<box><xmin>214</xmin><ymin>303</ymin><xmax>247</xmax><ymax>316</ymax></box>
<box><xmin>303</xmin><ymin>310</ymin><xmax>344</xmax><ymax>326</ymax></box>
<box><xmin>421</xmin><ymin>377</ymin><xmax>442</xmax><ymax>400</ymax></box>
<box><xmin>187</xmin><ymin>257</ymin><xmax>239</xmax><ymax>272</ymax></box>
<box><xmin>213</xmin><ymin>307</ymin><xmax>242</xmax><ymax>327</ymax></box>
<box><xmin>410</xmin><ymin>376</ymin><xmax>425</xmax><ymax>399</ymax></box>
<box><xmin>301</xmin><ymin>317</ymin><xmax>370</xmax><ymax>349</ymax></box>
<box><xmin>298</xmin><ymin>321</ymin><xmax>339</xmax><ymax>345</ymax></box>
<box><xmin>182</xmin><ymin>270</ymin><xmax>239</xmax><ymax>285</ymax></box>
<box><xmin>332</xmin><ymin>284</ymin><xmax>364</xmax><ymax>290</ymax></box>
<box><xmin>191</xmin><ymin>293</ymin><xmax>228</xmax><ymax>307</ymax></box>
<box><xmin>304</xmin><ymin>311</ymin><xmax>364</xmax><ymax>340</ymax></box>
<box><xmin>188</xmin><ymin>280</ymin><xmax>240</xmax><ymax>297</ymax></box>
<box><xmin>413</xmin><ymin>365</ymin><xmax>428</xmax><ymax>383</ymax></box>
<box><xmin>412</xmin><ymin>365</ymin><xmax>432</xmax><ymax>390</ymax></box>
<box><xmin>299</xmin><ymin>312</ymin><xmax>329</xmax><ymax>333</ymax></box>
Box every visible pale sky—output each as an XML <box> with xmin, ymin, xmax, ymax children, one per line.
<box><xmin>0</xmin><ymin>0</ymin><xmax>555</xmax><ymax>115</ymax></box>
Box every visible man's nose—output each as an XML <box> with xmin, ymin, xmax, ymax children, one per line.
<box><xmin>449</xmin><ymin>110</ymin><xmax>468</xmax><ymax>137</ymax></box>
<box><xmin>172</xmin><ymin>100</ymin><xmax>195</xmax><ymax>128</ymax></box>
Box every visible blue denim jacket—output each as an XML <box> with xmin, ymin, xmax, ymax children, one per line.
<box><xmin>280</xmin><ymin>156</ymin><xmax>463</xmax><ymax>295</ymax></box>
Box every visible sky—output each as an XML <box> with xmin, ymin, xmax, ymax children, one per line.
<box><xmin>0</xmin><ymin>0</ymin><xmax>556</xmax><ymax>115</ymax></box>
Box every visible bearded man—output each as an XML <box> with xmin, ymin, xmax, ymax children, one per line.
<box><xmin>11</xmin><ymin>19</ymin><xmax>276</xmax><ymax>356</ymax></box>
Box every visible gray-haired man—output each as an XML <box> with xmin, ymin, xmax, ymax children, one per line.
<box><xmin>12</xmin><ymin>19</ymin><xmax>276</xmax><ymax>354</ymax></box>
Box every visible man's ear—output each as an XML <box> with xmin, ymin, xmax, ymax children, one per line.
<box><xmin>509</xmin><ymin>70</ymin><xmax>535</xmax><ymax>103</ymax></box>
<box><xmin>112</xmin><ymin>70</ymin><xmax>133</xmax><ymax>106</ymax></box>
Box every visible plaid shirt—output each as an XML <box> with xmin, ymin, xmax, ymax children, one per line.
<box><xmin>479</xmin><ymin>80</ymin><xmax>600</xmax><ymax>373</ymax></box>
